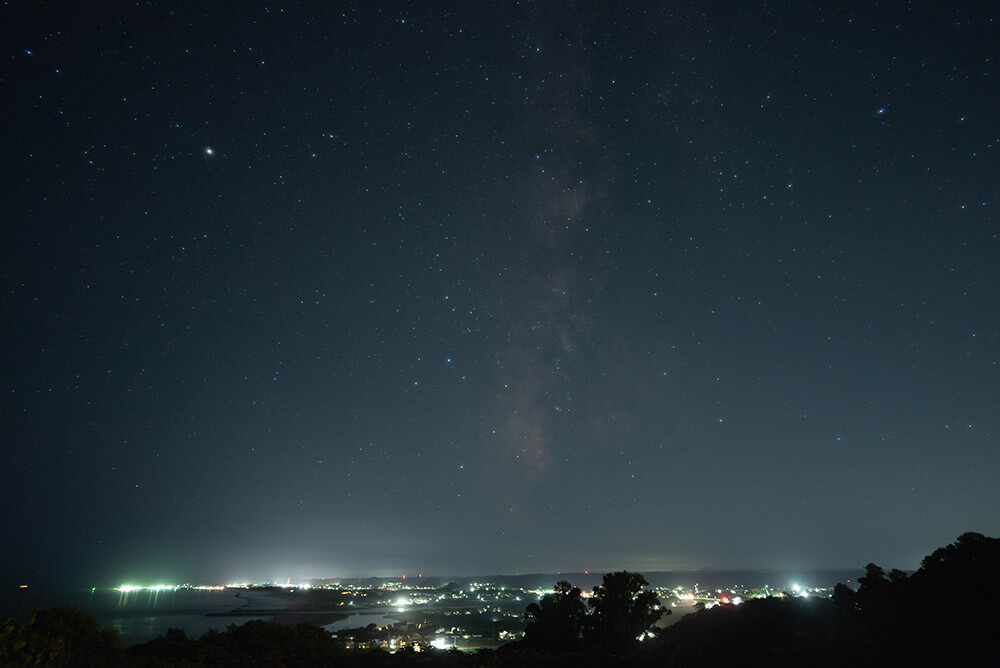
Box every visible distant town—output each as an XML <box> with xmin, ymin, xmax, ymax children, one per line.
<box><xmin>109</xmin><ymin>575</ymin><xmax>840</xmax><ymax>653</ymax></box>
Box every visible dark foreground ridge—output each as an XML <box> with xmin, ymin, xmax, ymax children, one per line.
<box><xmin>3</xmin><ymin>532</ymin><xmax>998</xmax><ymax>666</ymax></box>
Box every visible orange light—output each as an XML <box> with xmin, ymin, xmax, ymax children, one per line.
<box><xmin>18</xmin><ymin>585</ymin><xmax>28</xmax><ymax>589</ymax></box>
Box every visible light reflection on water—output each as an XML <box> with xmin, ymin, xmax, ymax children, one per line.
<box><xmin>2</xmin><ymin>587</ymin><xmax>280</xmax><ymax>647</ymax></box>
<box><xmin>323</xmin><ymin>608</ymin><xmax>400</xmax><ymax>633</ymax></box>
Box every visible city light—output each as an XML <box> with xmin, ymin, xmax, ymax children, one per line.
<box><xmin>93</xmin><ymin>573</ymin><xmax>844</xmax><ymax>656</ymax></box>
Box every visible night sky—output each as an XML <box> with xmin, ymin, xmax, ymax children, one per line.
<box><xmin>3</xmin><ymin>2</ymin><xmax>998</xmax><ymax>586</ymax></box>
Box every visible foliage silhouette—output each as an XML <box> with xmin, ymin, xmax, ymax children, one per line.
<box><xmin>193</xmin><ymin>619</ymin><xmax>344</xmax><ymax>666</ymax></box>
<box><xmin>829</xmin><ymin>531</ymin><xmax>1000</xmax><ymax>666</ymax></box>
<box><xmin>585</xmin><ymin>571</ymin><xmax>664</xmax><ymax>648</ymax></box>
<box><xmin>656</xmin><ymin>596</ymin><xmax>874</xmax><ymax>668</ymax></box>
<box><xmin>522</xmin><ymin>580</ymin><xmax>587</xmax><ymax>649</ymax></box>
<box><xmin>129</xmin><ymin>627</ymin><xmax>201</xmax><ymax>663</ymax></box>
<box><xmin>1</xmin><ymin>605</ymin><xmax>124</xmax><ymax>667</ymax></box>
<box><xmin>5</xmin><ymin>535</ymin><xmax>998</xmax><ymax>666</ymax></box>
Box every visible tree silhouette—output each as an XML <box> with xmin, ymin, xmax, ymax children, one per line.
<box><xmin>831</xmin><ymin>582</ymin><xmax>857</xmax><ymax>610</ymax></box>
<box><xmin>1</xmin><ymin>605</ymin><xmax>124</xmax><ymax>666</ymax></box>
<box><xmin>586</xmin><ymin>571</ymin><xmax>664</xmax><ymax>648</ymax></box>
<box><xmin>828</xmin><ymin>532</ymin><xmax>1000</xmax><ymax>666</ymax></box>
<box><xmin>888</xmin><ymin>568</ymin><xmax>907</xmax><ymax>584</ymax></box>
<box><xmin>523</xmin><ymin>580</ymin><xmax>587</xmax><ymax>649</ymax></box>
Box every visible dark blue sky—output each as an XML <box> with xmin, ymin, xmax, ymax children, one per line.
<box><xmin>3</xmin><ymin>1</ymin><xmax>997</xmax><ymax>586</ymax></box>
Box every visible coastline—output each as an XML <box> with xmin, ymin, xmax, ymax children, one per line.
<box><xmin>206</xmin><ymin>589</ymin><xmax>352</xmax><ymax>628</ymax></box>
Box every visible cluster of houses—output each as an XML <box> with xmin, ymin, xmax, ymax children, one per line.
<box><xmin>338</xmin><ymin>621</ymin><xmax>521</xmax><ymax>653</ymax></box>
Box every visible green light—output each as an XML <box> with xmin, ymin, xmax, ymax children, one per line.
<box><xmin>91</xmin><ymin>587</ymin><xmax>97</xmax><ymax>593</ymax></box>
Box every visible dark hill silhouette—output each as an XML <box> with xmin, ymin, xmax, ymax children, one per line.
<box><xmin>655</xmin><ymin>596</ymin><xmax>874</xmax><ymax>667</ymax></box>
<box><xmin>657</xmin><ymin>532</ymin><xmax>1000</xmax><ymax>667</ymax></box>
<box><xmin>827</xmin><ymin>531</ymin><xmax>1000</xmax><ymax>666</ymax></box>
<box><xmin>3</xmin><ymin>533</ymin><xmax>997</xmax><ymax>666</ymax></box>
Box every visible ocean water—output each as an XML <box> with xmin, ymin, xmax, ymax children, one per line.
<box><xmin>1</xmin><ymin>587</ymin><xmax>278</xmax><ymax>646</ymax></box>
<box><xmin>2</xmin><ymin>568</ymin><xmax>861</xmax><ymax>646</ymax></box>
<box><xmin>323</xmin><ymin>608</ymin><xmax>400</xmax><ymax>633</ymax></box>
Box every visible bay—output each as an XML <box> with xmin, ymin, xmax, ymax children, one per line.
<box><xmin>1</xmin><ymin>587</ymin><xmax>283</xmax><ymax>647</ymax></box>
